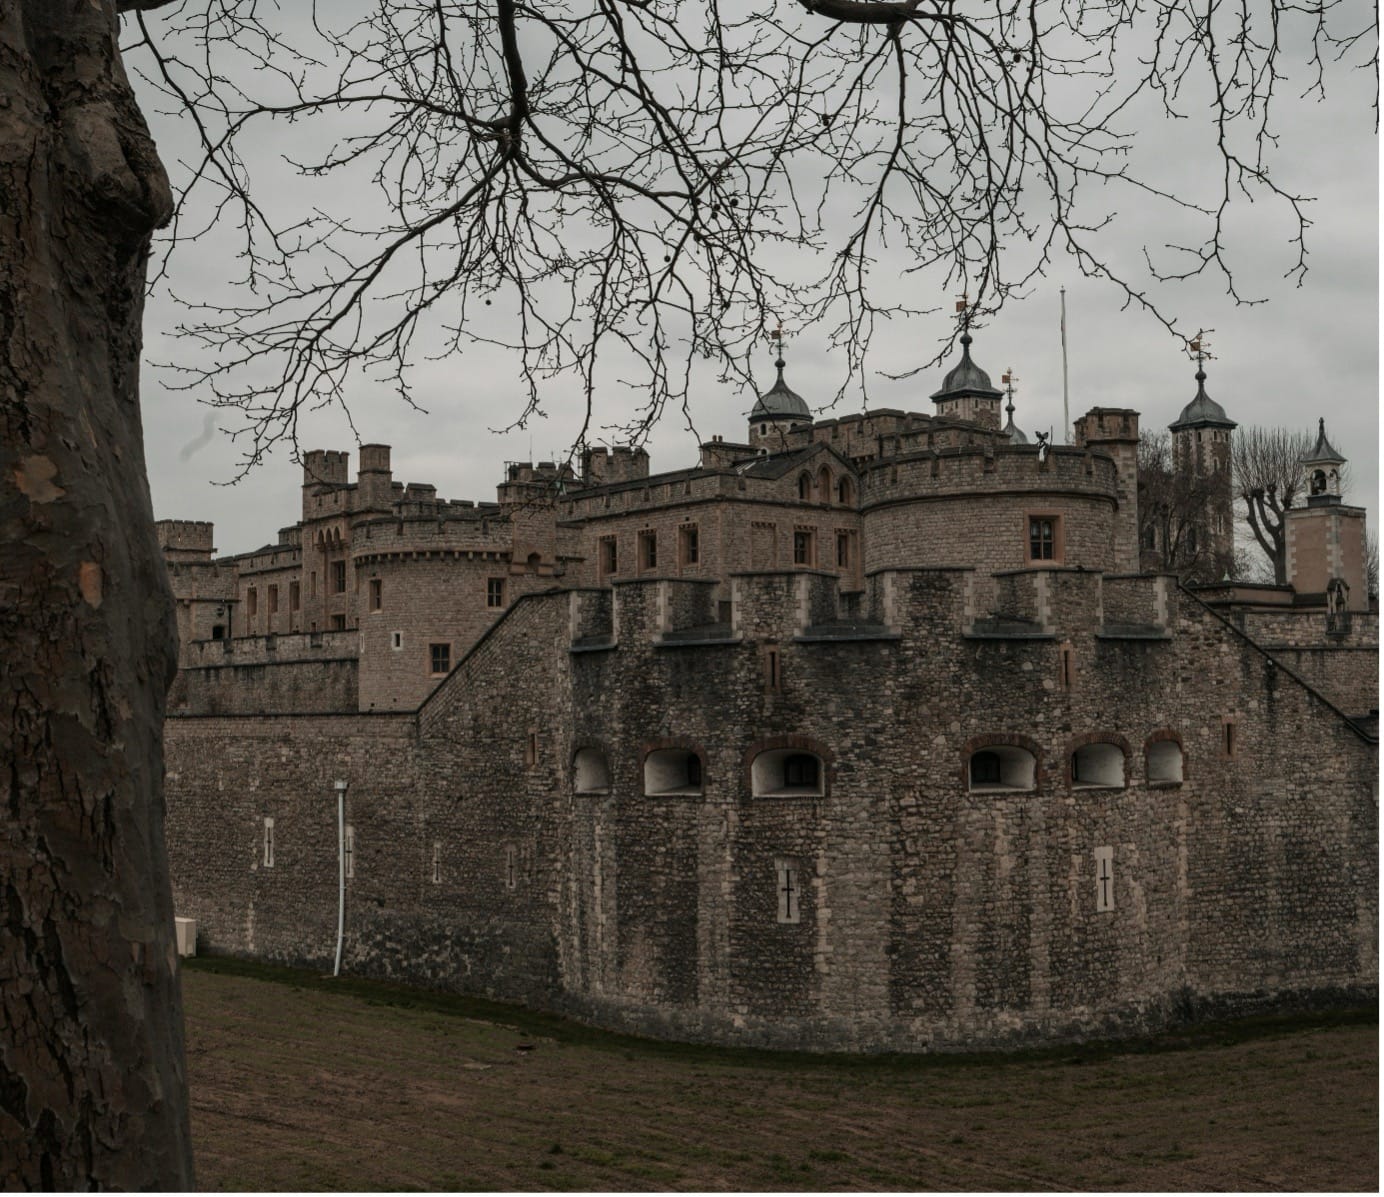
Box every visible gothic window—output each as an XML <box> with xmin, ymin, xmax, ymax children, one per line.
<box><xmin>1071</xmin><ymin>742</ymin><xmax>1125</xmax><ymax>788</ymax></box>
<box><xmin>573</xmin><ymin>747</ymin><xmax>611</xmax><ymax>793</ymax></box>
<box><xmin>644</xmin><ymin>748</ymin><xmax>704</xmax><ymax>796</ymax></box>
<box><xmin>817</xmin><ymin>465</ymin><xmax>832</xmax><ymax>502</ymax></box>
<box><xmin>836</xmin><ymin>476</ymin><xmax>854</xmax><ymax>505</ymax></box>
<box><xmin>797</xmin><ymin>473</ymin><xmax>812</xmax><ymax>500</ymax></box>
<box><xmin>968</xmin><ymin>745</ymin><xmax>1036</xmax><ymax>792</ymax></box>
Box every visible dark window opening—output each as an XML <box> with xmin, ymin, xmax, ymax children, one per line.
<box><xmin>487</xmin><ymin>577</ymin><xmax>505</xmax><ymax>608</ymax></box>
<box><xmin>1029</xmin><ymin>518</ymin><xmax>1056</xmax><ymax>561</ymax></box>
<box><xmin>331</xmin><ymin>559</ymin><xmax>347</xmax><ymax>593</ymax></box>
<box><xmin>430</xmin><ymin>643</ymin><xmax>451</xmax><ymax>675</ymax></box>
<box><xmin>369</xmin><ymin>578</ymin><xmax>382</xmax><ymax>611</ymax></box>
<box><xmin>784</xmin><ymin>754</ymin><xmax>819</xmax><ymax>788</ymax></box>
<box><xmin>970</xmin><ymin>751</ymin><xmax>1002</xmax><ymax>786</ymax></box>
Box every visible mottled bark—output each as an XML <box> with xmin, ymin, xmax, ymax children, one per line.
<box><xmin>0</xmin><ymin>0</ymin><xmax>193</xmax><ymax>1188</ymax></box>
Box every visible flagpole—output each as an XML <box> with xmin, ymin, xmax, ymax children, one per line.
<box><xmin>1060</xmin><ymin>287</ymin><xmax>1070</xmax><ymax>444</ymax></box>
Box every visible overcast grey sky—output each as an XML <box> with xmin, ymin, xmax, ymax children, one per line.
<box><xmin>129</xmin><ymin>4</ymin><xmax>1378</xmax><ymax>563</ymax></box>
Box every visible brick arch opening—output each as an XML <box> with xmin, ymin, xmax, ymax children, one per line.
<box><xmin>642</xmin><ymin>737</ymin><xmax>706</xmax><ymax>797</ymax></box>
<box><xmin>1067</xmin><ymin>731</ymin><xmax>1132</xmax><ymax>789</ymax></box>
<box><xmin>961</xmin><ymin>733</ymin><xmax>1044</xmax><ymax>793</ymax></box>
<box><xmin>742</xmin><ymin>734</ymin><xmax>834</xmax><ymax>797</ymax></box>
<box><xmin>572</xmin><ymin>745</ymin><xmax>611</xmax><ymax>793</ymax></box>
<box><xmin>1144</xmin><ymin>729</ymin><xmax>1185</xmax><ymax>786</ymax></box>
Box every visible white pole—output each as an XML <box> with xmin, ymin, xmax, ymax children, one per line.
<box><xmin>333</xmin><ymin>779</ymin><xmax>347</xmax><ymax>977</ymax></box>
<box><xmin>1060</xmin><ymin>287</ymin><xmax>1070</xmax><ymax>443</ymax></box>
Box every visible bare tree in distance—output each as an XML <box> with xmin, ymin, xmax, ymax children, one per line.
<box><xmin>121</xmin><ymin>0</ymin><xmax>1378</xmax><ymax>474</ymax></box>
<box><xmin>0</xmin><ymin>0</ymin><xmax>1375</xmax><ymax>1185</ymax></box>
<box><xmin>1232</xmin><ymin>425</ymin><xmax>1349</xmax><ymax>585</ymax></box>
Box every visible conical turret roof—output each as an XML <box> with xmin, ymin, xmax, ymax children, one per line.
<box><xmin>1301</xmin><ymin>417</ymin><xmax>1346</xmax><ymax>465</ymax></box>
<box><xmin>931</xmin><ymin>332</ymin><xmax>1003</xmax><ymax>402</ymax></box>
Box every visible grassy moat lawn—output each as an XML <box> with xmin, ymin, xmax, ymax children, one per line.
<box><xmin>182</xmin><ymin>958</ymin><xmax>1376</xmax><ymax>1191</ymax></box>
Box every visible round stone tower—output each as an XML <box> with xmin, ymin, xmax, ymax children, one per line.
<box><xmin>1169</xmin><ymin>357</ymin><xmax>1236</xmax><ymax>578</ymax></box>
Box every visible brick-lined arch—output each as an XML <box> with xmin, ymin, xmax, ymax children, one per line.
<box><xmin>571</xmin><ymin>740</ymin><xmax>614</xmax><ymax>794</ymax></box>
<box><xmin>741</xmin><ymin>734</ymin><xmax>835</xmax><ymax>796</ymax></box>
<box><xmin>1064</xmin><ymin>731</ymin><xmax>1132</xmax><ymax>788</ymax></box>
<box><xmin>960</xmin><ymin>732</ymin><xmax>1045</xmax><ymax>792</ymax></box>
<box><xmin>1144</xmin><ymin>728</ymin><xmax>1187</xmax><ymax>786</ymax></box>
<box><xmin>641</xmin><ymin>736</ymin><xmax>707</xmax><ymax>796</ymax></box>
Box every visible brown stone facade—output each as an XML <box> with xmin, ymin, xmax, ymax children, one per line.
<box><xmin>158</xmin><ymin>368</ymin><xmax>1377</xmax><ymax>1051</ymax></box>
<box><xmin>164</xmin><ymin>567</ymin><xmax>1377</xmax><ymax>1052</ymax></box>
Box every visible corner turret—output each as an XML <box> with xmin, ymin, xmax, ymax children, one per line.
<box><xmin>930</xmin><ymin>331</ymin><xmax>1003</xmax><ymax>430</ymax></box>
<box><xmin>748</xmin><ymin>329</ymin><xmax>812</xmax><ymax>450</ymax></box>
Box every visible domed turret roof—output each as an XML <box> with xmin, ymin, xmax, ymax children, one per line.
<box><xmin>930</xmin><ymin>332</ymin><xmax>1003</xmax><ymax>402</ymax></box>
<box><xmin>1169</xmin><ymin>367</ymin><xmax>1236</xmax><ymax>431</ymax></box>
<box><xmin>1002</xmin><ymin>412</ymin><xmax>1029</xmax><ymax>444</ymax></box>
<box><xmin>750</xmin><ymin>356</ymin><xmax>812</xmax><ymax>422</ymax></box>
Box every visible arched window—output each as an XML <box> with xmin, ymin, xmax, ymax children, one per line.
<box><xmin>526</xmin><ymin>551</ymin><xmax>542</xmax><ymax>572</ymax></box>
<box><xmin>968</xmin><ymin>746</ymin><xmax>1036</xmax><ymax>792</ymax></box>
<box><xmin>573</xmin><ymin>747</ymin><xmax>611</xmax><ymax>793</ymax></box>
<box><xmin>1072</xmin><ymin>742</ymin><xmax>1126</xmax><ymax>788</ymax></box>
<box><xmin>1146</xmin><ymin>739</ymin><xmax>1183</xmax><ymax>785</ymax></box>
<box><xmin>817</xmin><ymin>465</ymin><xmax>832</xmax><ymax>503</ymax></box>
<box><xmin>751</xmin><ymin>749</ymin><xmax>825</xmax><ymax>797</ymax></box>
<box><xmin>797</xmin><ymin>473</ymin><xmax>812</xmax><ymax>501</ymax></box>
<box><xmin>644</xmin><ymin>748</ymin><xmax>703</xmax><ymax>796</ymax></box>
<box><xmin>836</xmin><ymin>476</ymin><xmax>854</xmax><ymax>506</ymax></box>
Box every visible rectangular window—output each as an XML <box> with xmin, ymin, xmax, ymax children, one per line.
<box><xmin>369</xmin><ymin>578</ymin><xmax>382</xmax><ymax>611</ymax></box>
<box><xmin>1093</xmin><ymin>846</ymin><xmax>1114</xmax><ymax>913</ymax></box>
<box><xmin>268</xmin><ymin>585</ymin><xmax>279</xmax><ymax>615</ymax></box>
<box><xmin>263</xmin><ymin>817</ymin><xmax>274</xmax><ymax>868</ymax></box>
<box><xmin>1028</xmin><ymin>515</ymin><xmax>1058</xmax><ymax>562</ymax></box>
<box><xmin>431</xmin><ymin>841</ymin><xmax>442</xmax><ymax>885</ymax></box>
<box><xmin>1223</xmin><ymin>717</ymin><xmax>1237</xmax><ymax>758</ymax></box>
<box><xmin>487</xmin><ymin>577</ymin><xmax>505</xmax><ymax>608</ymax></box>
<box><xmin>639</xmin><ymin>529</ymin><xmax>658</xmax><ymax>571</ymax></box>
<box><xmin>793</xmin><ymin>529</ymin><xmax>815</xmax><ymax>566</ymax></box>
<box><xmin>525</xmin><ymin>729</ymin><xmax>538</xmax><ymax>768</ymax></box>
<box><xmin>391</xmin><ymin>631</ymin><xmax>403</xmax><ymax>651</ymax></box>
<box><xmin>835</xmin><ymin>530</ymin><xmax>853</xmax><ymax>570</ymax></box>
<box><xmin>679</xmin><ymin>524</ymin><xmax>699</xmax><ymax>567</ymax></box>
<box><xmin>430</xmin><ymin>643</ymin><xmax>451</xmax><ymax>675</ymax></box>
<box><xmin>763</xmin><ymin>646</ymin><xmax>781</xmax><ymax>693</ymax></box>
<box><xmin>505</xmin><ymin>845</ymin><xmax>517</xmax><ymax>891</ymax></box>
<box><xmin>776</xmin><ymin>858</ymin><xmax>801</xmax><ymax>924</ymax></box>
<box><xmin>289</xmin><ymin>581</ymin><xmax>300</xmax><ymax>611</ymax></box>
<box><xmin>344</xmin><ymin>825</ymin><xmax>355</xmax><ymax>879</ymax></box>
<box><xmin>331</xmin><ymin>559</ymin><xmax>347</xmax><ymax>593</ymax></box>
<box><xmin>330</xmin><ymin>613</ymin><xmax>346</xmax><ymax>631</ymax></box>
<box><xmin>247</xmin><ymin>588</ymin><xmax>258</xmax><ymax>617</ymax></box>
<box><xmin>599</xmin><ymin>536</ymin><xmax>618</xmax><ymax>580</ymax></box>
<box><xmin>310</xmin><ymin>571</ymin><xmax>318</xmax><ymax>597</ymax></box>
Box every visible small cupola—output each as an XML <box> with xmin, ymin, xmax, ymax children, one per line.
<box><xmin>1301</xmin><ymin>417</ymin><xmax>1347</xmax><ymax>506</ymax></box>
<box><xmin>749</xmin><ymin>329</ymin><xmax>812</xmax><ymax>449</ymax></box>
<box><xmin>1169</xmin><ymin>365</ymin><xmax>1236</xmax><ymax>433</ymax></box>
<box><xmin>930</xmin><ymin>330</ymin><xmax>1003</xmax><ymax>429</ymax></box>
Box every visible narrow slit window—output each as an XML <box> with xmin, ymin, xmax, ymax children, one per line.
<box><xmin>776</xmin><ymin>858</ymin><xmax>801</xmax><ymax>924</ymax></box>
<box><xmin>431</xmin><ymin>841</ymin><xmax>441</xmax><ymax>885</ymax></box>
<box><xmin>263</xmin><ymin>817</ymin><xmax>274</xmax><ymax>868</ymax></box>
<box><xmin>369</xmin><ymin>578</ymin><xmax>382</xmax><ymax>611</ymax></box>
<box><xmin>344</xmin><ymin>825</ymin><xmax>355</xmax><ymax>879</ymax></box>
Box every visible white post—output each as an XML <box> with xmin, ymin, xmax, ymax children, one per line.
<box><xmin>333</xmin><ymin>779</ymin><xmax>347</xmax><ymax>977</ymax></box>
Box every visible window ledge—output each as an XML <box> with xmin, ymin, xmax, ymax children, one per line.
<box><xmin>753</xmin><ymin>787</ymin><xmax>824</xmax><ymax>799</ymax></box>
<box><xmin>1071</xmin><ymin>783</ymin><xmax>1125</xmax><ymax>791</ymax></box>
<box><xmin>645</xmin><ymin>787</ymin><xmax>704</xmax><ymax>798</ymax></box>
<box><xmin>968</xmin><ymin>783</ymin><xmax>1034</xmax><ymax>794</ymax></box>
<box><xmin>574</xmin><ymin>786</ymin><xmax>611</xmax><ymax>796</ymax></box>
<box><xmin>1146</xmin><ymin>779</ymin><xmax>1184</xmax><ymax>789</ymax></box>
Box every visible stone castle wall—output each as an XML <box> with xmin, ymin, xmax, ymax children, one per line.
<box><xmin>164</xmin><ymin>569</ymin><xmax>1377</xmax><ymax>1051</ymax></box>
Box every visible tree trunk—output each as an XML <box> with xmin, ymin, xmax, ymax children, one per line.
<box><xmin>0</xmin><ymin>0</ymin><xmax>193</xmax><ymax>1186</ymax></box>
